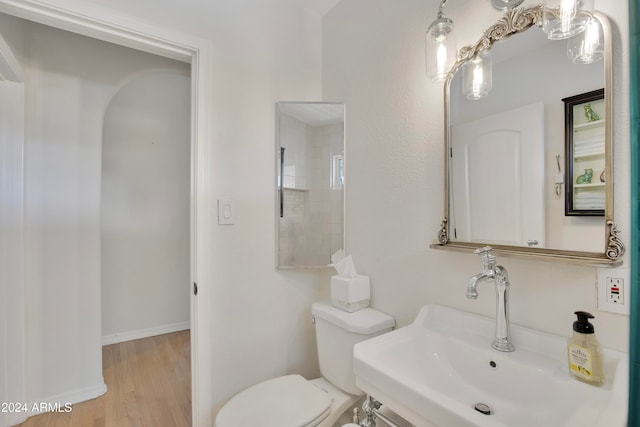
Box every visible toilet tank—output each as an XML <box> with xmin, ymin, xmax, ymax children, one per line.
<box><xmin>311</xmin><ymin>302</ymin><xmax>394</xmax><ymax>395</ymax></box>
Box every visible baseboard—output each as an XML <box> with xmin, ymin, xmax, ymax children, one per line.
<box><xmin>101</xmin><ymin>321</ymin><xmax>190</xmax><ymax>346</ymax></box>
<box><xmin>8</xmin><ymin>381</ymin><xmax>108</xmax><ymax>426</ymax></box>
<box><xmin>34</xmin><ymin>381</ymin><xmax>107</xmax><ymax>412</ymax></box>
<box><xmin>6</xmin><ymin>411</ymin><xmax>28</xmax><ymax>427</ymax></box>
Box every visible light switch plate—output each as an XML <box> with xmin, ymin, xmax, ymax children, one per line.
<box><xmin>217</xmin><ymin>199</ymin><xmax>234</xmax><ymax>225</ymax></box>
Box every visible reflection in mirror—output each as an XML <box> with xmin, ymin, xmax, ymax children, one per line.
<box><xmin>435</xmin><ymin>7</ymin><xmax>624</xmax><ymax>265</ymax></box>
<box><xmin>563</xmin><ymin>89</ymin><xmax>606</xmax><ymax>217</ymax></box>
<box><xmin>450</xmin><ymin>23</ymin><xmax>604</xmax><ymax>251</ymax></box>
<box><xmin>276</xmin><ymin>102</ymin><xmax>345</xmax><ymax>268</ymax></box>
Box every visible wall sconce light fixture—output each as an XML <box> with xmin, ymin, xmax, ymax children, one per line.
<box><xmin>490</xmin><ymin>0</ymin><xmax>524</xmax><ymax>11</ymax></box>
<box><xmin>426</xmin><ymin>0</ymin><xmax>522</xmax><ymax>87</ymax></box>
<box><xmin>426</xmin><ymin>0</ymin><xmax>456</xmax><ymax>82</ymax></box>
<box><xmin>463</xmin><ymin>50</ymin><xmax>492</xmax><ymax>100</ymax></box>
<box><xmin>542</xmin><ymin>0</ymin><xmax>594</xmax><ymax>40</ymax></box>
<box><xmin>567</xmin><ymin>16</ymin><xmax>603</xmax><ymax>64</ymax></box>
<box><xmin>426</xmin><ymin>0</ymin><xmax>598</xmax><ymax>100</ymax></box>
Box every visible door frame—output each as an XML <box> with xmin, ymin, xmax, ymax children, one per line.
<box><xmin>0</xmin><ymin>81</ymin><xmax>25</xmax><ymax>427</ymax></box>
<box><xmin>0</xmin><ymin>1</ymin><xmax>213</xmax><ymax>425</ymax></box>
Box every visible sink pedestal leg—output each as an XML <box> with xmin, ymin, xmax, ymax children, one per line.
<box><xmin>361</xmin><ymin>396</ymin><xmax>402</xmax><ymax>427</ymax></box>
<box><xmin>361</xmin><ymin>395</ymin><xmax>382</xmax><ymax>427</ymax></box>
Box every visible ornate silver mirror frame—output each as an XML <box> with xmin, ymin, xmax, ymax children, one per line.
<box><xmin>431</xmin><ymin>5</ymin><xmax>625</xmax><ymax>266</ymax></box>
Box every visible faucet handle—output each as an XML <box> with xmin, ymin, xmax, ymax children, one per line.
<box><xmin>474</xmin><ymin>246</ymin><xmax>496</xmax><ymax>269</ymax></box>
<box><xmin>473</xmin><ymin>246</ymin><xmax>493</xmax><ymax>255</ymax></box>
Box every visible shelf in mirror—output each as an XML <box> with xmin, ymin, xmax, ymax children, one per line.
<box><xmin>574</xmin><ymin>182</ymin><xmax>605</xmax><ymax>188</ymax></box>
<box><xmin>574</xmin><ymin>119</ymin><xmax>605</xmax><ymax>132</ymax></box>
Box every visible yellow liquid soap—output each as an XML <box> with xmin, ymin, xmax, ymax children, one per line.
<box><xmin>567</xmin><ymin>311</ymin><xmax>603</xmax><ymax>386</ymax></box>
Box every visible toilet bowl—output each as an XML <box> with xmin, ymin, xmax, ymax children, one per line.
<box><xmin>214</xmin><ymin>302</ymin><xmax>395</xmax><ymax>427</ymax></box>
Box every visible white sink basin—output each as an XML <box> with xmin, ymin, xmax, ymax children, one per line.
<box><xmin>353</xmin><ymin>305</ymin><xmax>628</xmax><ymax>427</ymax></box>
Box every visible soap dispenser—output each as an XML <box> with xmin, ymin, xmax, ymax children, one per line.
<box><xmin>567</xmin><ymin>311</ymin><xmax>603</xmax><ymax>386</ymax></box>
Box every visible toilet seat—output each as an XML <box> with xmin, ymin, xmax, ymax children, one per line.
<box><xmin>215</xmin><ymin>374</ymin><xmax>332</xmax><ymax>427</ymax></box>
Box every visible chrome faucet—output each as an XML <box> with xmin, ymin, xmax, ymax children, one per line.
<box><xmin>467</xmin><ymin>246</ymin><xmax>515</xmax><ymax>352</ymax></box>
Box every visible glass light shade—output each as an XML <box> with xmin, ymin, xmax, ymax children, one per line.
<box><xmin>567</xmin><ymin>17</ymin><xmax>604</xmax><ymax>64</ymax></box>
<box><xmin>490</xmin><ymin>0</ymin><xmax>525</xmax><ymax>11</ymax></box>
<box><xmin>463</xmin><ymin>51</ymin><xmax>492</xmax><ymax>100</ymax></box>
<box><xmin>542</xmin><ymin>0</ymin><xmax>594</xmax><ymax>40</ymax></box>
<box><xmin>426</xmin><ymin>17</ymin><xmax>456</xmax><ymax>82</ymax></box>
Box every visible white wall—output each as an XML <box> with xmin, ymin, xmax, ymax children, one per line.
<box><xmin>1</xmin><ymin>1</ymin><xmax>329</xmax><ymax>424</ymax></box>
<box><xmin>101</xmin><ymin>71</ymin><xmax>191</xmax><ymax>343</ymax></box>
<box><xmin>323</xmin><ymin>0</ymin><xmax>630</xmax><ymax>355</ymax></box>
<box><xmin>16</xmin><ymin>15</ymin><xmax>192</xmax><ymax>412</ymax></box>
<box><xmin>202</xmin><ymin>7</ymin><xmax>330</xmax><ymax>415</ymax></box>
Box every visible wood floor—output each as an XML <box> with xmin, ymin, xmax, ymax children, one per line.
<box><xmin>17</xmin><ymin>331</ymin><xmax>191</xmax><ymax>427</ymax></box>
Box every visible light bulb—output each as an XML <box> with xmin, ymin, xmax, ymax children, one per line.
<box><xmin>436</xmin><ymin>43</ymin><xmax>449</xmax><ymax>77</ymax></box>
<box><xmin>543</xmin><ymin>0</ymin><xmax>594</xmax><ymax>40</ymax></box>
<box><xmin>463</xmin><ymin>51</ymin><xmax>492</xmax><ymax>100</ymax></box>
<box><xmin>472</xmin><ymin>63</ymin><xmax>484</xmax><ymax>98</ymax></box>
<box><xmin>559</xmin><ymin>0</ymin><xmax>577</xmax><ymax>34</ymax></box>
<box><xmin>567</xmin><ymin>17</ymin><xmax>603</xmax><ymax>64</ymax></box>
<box><xmin>426</xmin><ymin>17</ymin><xmax>456</xmax><ymax>82</ymax></box>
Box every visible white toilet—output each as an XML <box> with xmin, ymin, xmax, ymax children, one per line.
<box><xmin>214</xmin><ymin>301</ymin><xmax>395</xmax><ymax>427</ymax></box>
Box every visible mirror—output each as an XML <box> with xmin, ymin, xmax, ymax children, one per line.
<box><xmin>276</xmin><ymin>102</ymin><xmax>345</xmax><ymax>268</ymax></box>
<box><xmin>433</xmin><ymin>6</ymin><xmax>624</xmax><ymax>265</ymax></box>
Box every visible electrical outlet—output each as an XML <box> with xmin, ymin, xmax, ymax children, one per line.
<box><xmin>597</xmin><ymin>267</ymin><xmax>630</xmax><ymax>315</ymax></box>
<box><xmin>606</xmin><ymin>277</ymin><xmax>624</xmax><ymax>304</ymax></box>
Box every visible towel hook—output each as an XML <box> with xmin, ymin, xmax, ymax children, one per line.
<box><xmin>554</xmin><ymin>154</ymin><xmax>563</xmax><ymax>198</ymax></box>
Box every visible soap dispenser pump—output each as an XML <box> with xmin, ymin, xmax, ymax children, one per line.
<box><xmin>567</xmin><ymin>311</ymin><xmax>603</xmax><ymax>385</ymax></box>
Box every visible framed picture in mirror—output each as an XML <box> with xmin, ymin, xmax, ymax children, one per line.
<box><xmin>563</xmin><ymin>89</ymin><xmax>605</xmax><ymax>216</ymax></box>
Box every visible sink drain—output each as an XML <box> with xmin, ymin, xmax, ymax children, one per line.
<box><xmin>473</xmin><ymin>403</ymin><xmax>493</xmax><ymax>415</ymax></box>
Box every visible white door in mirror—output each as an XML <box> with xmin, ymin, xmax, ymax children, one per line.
<box><xmin>450</xmin><ymin>102</ymin><xmax>545</xmax><ymax>246</ymax></box>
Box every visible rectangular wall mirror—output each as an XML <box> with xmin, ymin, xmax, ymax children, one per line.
<box><xmin>433</xmin><ymin>7</ymin><xmax>625</xmax><ymax>265</ymax></box>
<box><xmin>276</xmin><ymin>102</ymin><xmax>345</xmax><ymax>268</ymax></box>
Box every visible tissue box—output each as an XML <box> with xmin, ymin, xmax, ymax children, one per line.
<box><xmin>330</xmin><ymin>275</ymin><xmax>370</xmax><ymax>312</ymax></box>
